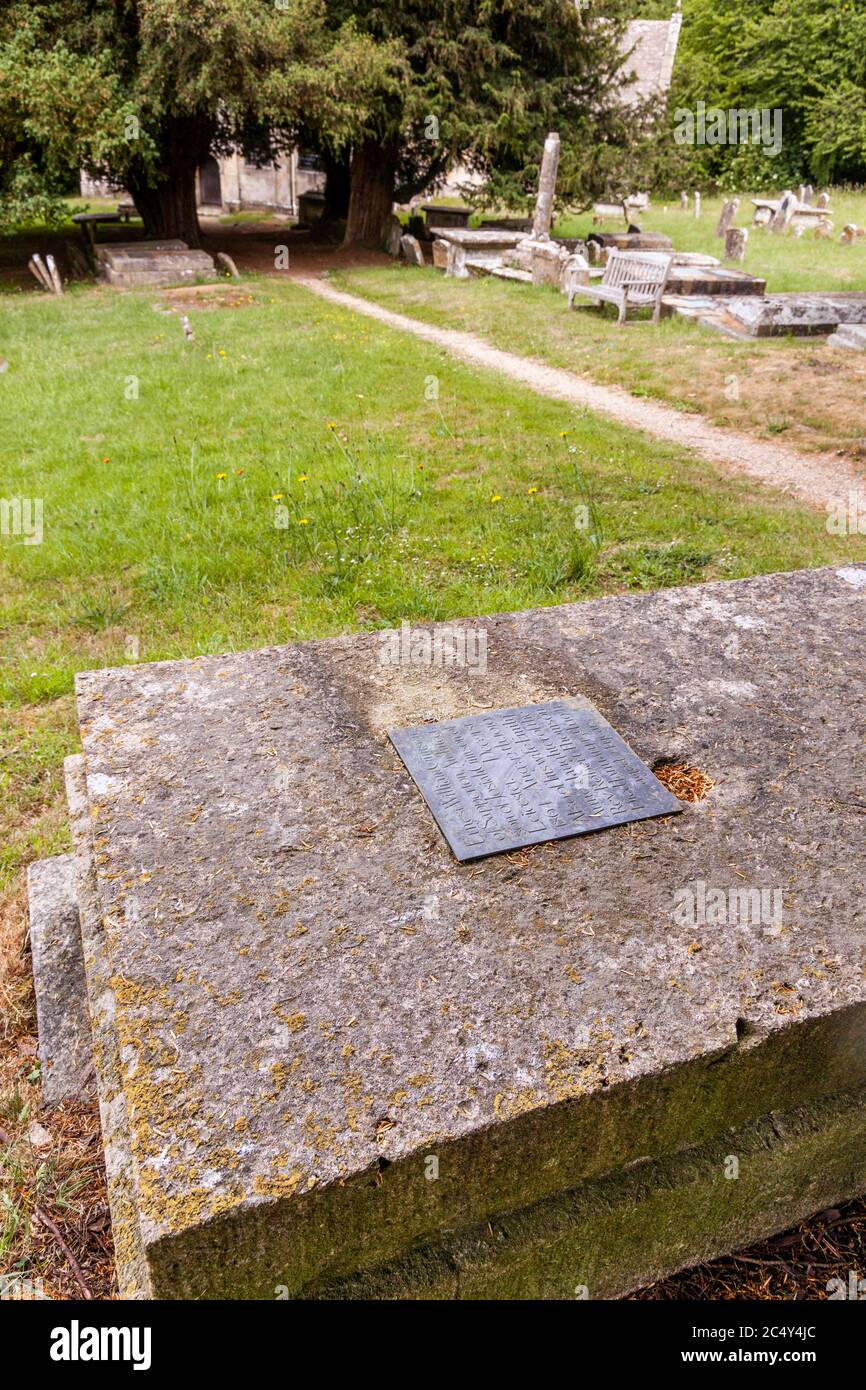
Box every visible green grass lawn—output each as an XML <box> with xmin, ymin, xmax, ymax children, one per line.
<box><xmin>333</xmin><ymin>191</ymin><xmax>866</xmax><ymax>460</ymax></box>
<box><xmin>1</xmin><ymin>275</ymin><xmax>864</xmax><ymax>894</ymax></box>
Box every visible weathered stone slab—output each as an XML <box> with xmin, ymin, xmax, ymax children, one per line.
<box><xmin>28</xmin><ymin>854</ymin><xmax>94</xmax><ymax>1104</ymax></box>
<box><xmin>827</xmin><ymin>323</ymin><xmax>866</xmax><ymax>351</ymax></box>
<box><xmin>308</xmin><ymin>1083</ymin><xmax>866</xmax><ymax>1299</ymax></box>
<box><xmin>400</xmin><ymin>234</ymin><xmax>425</xmax><ymax>267</ymax></box>
<box><xmin>64</xmin><ymin>755</ymin><xmax>151</xmax><ymax>1299</ymax></box>
<box><xmin>431</xmin><ymin>239</ymin><xmax>450</xmax><ymax>271</ymax></box>
<box><xmin>71</xmin><ymin>565</ymin><xmax>866</xmax><ymax>1299</ymax></box>
<box><xmin>95</xmin><ymin>242</ymin><xmax>217</xmax><ymax>288</ymax></box>
<box><xmin>724</xmin><ymin>292</ymin><xmax>866</xmax><ymax>337</ymax></box>
<box><xmin>665</xmin><ymin>264</ymin><xmax>764</xmax><ymax>297</ymax></box>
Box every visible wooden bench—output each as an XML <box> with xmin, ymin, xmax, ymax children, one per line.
<box><xmin>567</xmin><ymin>249</ymin><xmax>673</xmax><ymax>325</ymax></box>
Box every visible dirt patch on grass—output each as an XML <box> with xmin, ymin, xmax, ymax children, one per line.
<box><xmin>159</xmin><ymin>285</ymin><xmax>260</xmax><ymax>313</ymax></box>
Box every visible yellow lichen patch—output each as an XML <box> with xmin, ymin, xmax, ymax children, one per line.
<box><xmin>273</xmin><ymin>1005</ymin><xmax>307</xmax><ymax>1032</ymax></box>
<box><xmin>234</xmin><ymin>1116</ymin><xmax>251</xmax><ymax>1134</ymax></box>
<box><xmin>253</xmin><ymin>1169</ymin><xmax>305</xmax><ymax>1199</ymax></box>
<box><xmin>493</xmin><ymin>1088</ymin><xmax>540</xmax><ymax>1119</ymax></box>
<box><xmin>269</xmin><ymin>1058</ymin><xmax>301</xmax><ymax>1096</ymax></box>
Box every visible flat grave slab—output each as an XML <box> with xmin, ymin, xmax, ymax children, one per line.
<box><xmin>72</xmin><ymin>564</ymin><xmax>866</xmax><ymax>1297</ymax></box>
<box><xmin>389</xmin><ymin>699</ymin><xmax>680</xmax><ymax>860</ymax></box>
<box><xmin>722</xmin><ymin>291</ymin><xmax>866</xmax><ymax>337</ymax></box>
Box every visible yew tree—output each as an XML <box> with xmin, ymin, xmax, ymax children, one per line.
<box><xmin>0</xmin><ymin>0</ymin><xmax>399</xmax><ymax>244</ymax></box>
<box><xmin>329</xmin><ymin>0</ymin><xmax>644</xmax><ymax>246</ymax></box>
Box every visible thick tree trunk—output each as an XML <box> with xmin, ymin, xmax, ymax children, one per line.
<box><xmin>322</xmin><ymin>149</ymin><xmax>351</xmax><ymax>222</ymax></box>
<box><xmin>312</xmin><ymin>149</ymin><xmax>352</xmax><ymax>243</ymax></box>
<box><xmin>343</xmin><ymin>137</ymin><xmax>399</xmax><ymax>249</ymax></box>
<box><xmin>126</xmin><ymin>118</ymin><xmax>212</xmax><ymax>247</ymax></box>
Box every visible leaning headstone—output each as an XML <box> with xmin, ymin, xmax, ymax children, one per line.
<box><xmin>817</xmin><ymin>190</ymin><xmax>830</xmax><ymax>209</ymax></box>
<box><xmin>45</xmin><ymin>254</ymin><xmax>63</xmax><ymax>295</ymax></box>
<box><xmin>215</xmin><ymin>252</ymin><xmax>240</xmax><ymax>279</ymax></box>
<box><xmin>694</xmin><ymin>191</ymin><xmax>702</xmax><ymax>218</ymax></box>
<box><xmin>815</xmin><ymin>218</ymin><xmax>834</xmax><ymax>240</ymax></box>
<box><xmin>753</xmin><ymin>206</ymin><xmax>772</xmax><ymax>227</ymax></box>
<box><xmin>400</xmin><ymin>234</ymin><xmax>425</xmax><ymax>267</ymax></box>
<box><xmin>840</xmin><ymin>224</ymin><xmax>865</xmax><ymax>245</ymax></box>
<box><xmin>715</xmin><ymin>198</ymin><xmax>739</xmax><ymax>238</ymax></box>
<box><xmin>385</xmin><ymin>216</ymin><xmax>403</xmax><ymax>258</ymax></box>
<box><xmin>770</xmin><ymin>190</ymin><xmax>797</xmax><ymax>233</ymax></box>
<box><xmin>28</xmin><ymin>254</ymin><xmax>55</xmax><ymax>293</ymax></box>
<box><xmin>531</xmin><ymin>131</ymin><xmax>560</xmax><ymax>240</ymax></box>
<box><xmin>724</xmin><ymin>226</ymin><xmax>748</xmax><ymax>262</ymax></box>
<box><xmin>28</xmin><ymin>855</ymin><xmax>94</xmax><ymax>1105</ymax></box>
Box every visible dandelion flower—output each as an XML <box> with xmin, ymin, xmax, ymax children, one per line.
<box><xmin>559</xmin><ymin>430</ymin><xmax>568</xmax><ymax>438</ymax></box>
<box><xmin>297</xmin><ymin>473</ymin><xmax>308</xmax><ymax>483</ymax></box>
<box><xmin>297</xmin><ymin>517</ymin><xmax>311</xmax><ymax>526</ymax></box>
<box><xmin>490</xmin><ymin>494</ymin><xmax>502</xmax><ymax>503</ymax></box>
<box><xmin>272</xmin><ymin>493</ymin><xmax>284</xmax><ymax>502</ymax></box>
<box><xmin>527</xmin><ymin>486</ymin><xmax>539</xmax><ymax>494</ymax></box>
<box><xmin>216</xmin><ymin>472</ymin><xmax>227</xmax><ymax>480</ymax></box>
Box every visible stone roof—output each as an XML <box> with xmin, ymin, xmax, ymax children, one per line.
<box><xmin>619</xmin><ymin>7</ymin><xmax>683</xmax><ymax>108</ymax></box>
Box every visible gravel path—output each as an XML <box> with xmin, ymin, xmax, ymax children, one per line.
<box><xmin>298</xmin><ymin>276</ymin><xmax>866</xmax><ymax>513</ymax></box>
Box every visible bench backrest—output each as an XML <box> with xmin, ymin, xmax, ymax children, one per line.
<box><xmin>602</xmin><ymin>250</ymin><xmax>672</xmax><ymax>295</ymax></box>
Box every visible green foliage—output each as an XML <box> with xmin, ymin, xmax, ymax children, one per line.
<box><xmin>326</xmin><ymin>0</ymin><xmax>650</xmax><ymax>210</ymax></box>
<box><xmin>670</xmin><ymin>0</ymin><xmax>866</xmax><ymax>189</ymax></box>
<box><xmin>0</xmin><ymin>1</ymin><xmax>397</xmax><ymax>231</ymax></box>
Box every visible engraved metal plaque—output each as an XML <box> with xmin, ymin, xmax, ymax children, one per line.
<box><xmin>389</xmin><ymin>698</ymin><xmax>682</xmax><ymax>861</ymax></box>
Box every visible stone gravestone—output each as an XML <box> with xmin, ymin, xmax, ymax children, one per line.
<box><xmin>560</xmin><ymin>251</ymin><xmax>590</xmax><ymax>297</ymax></box>
<box><xmin>724</xmin><ymin>226</ymin><xmax>748</xmax><ymax>262</ymax></box>
<box><xmin>771</xmin><ymin>190</ymin><xmax>797</xmax><ymax>234</ymax></box>
<box><xmin>530</xmin><ymin>241</ymin><xmax>568</xmax><ymax>288</ymax></box>
<box><xmin>817</xmin><ymin>190</ymin><xmax>830</xmax><ymax>209</ymax></box>
<box><xmin>400</xmin><ymin>234</ymin><xmax>425</xmax><ymax>267</ymax></box>
<box><xmin>715</xmin><ymin>198</ymin><xmax>740</xmax><ymax>238</ymax></box>
<box><xmin>531</xmin><ymin>132</ymin><xmax>560</xmax><ymax>241</ymax></box>
<box><xmin>694</xmin><ymin>191</ymin><xmax>702</xmax><ymax>219</ymax></box>
<box><xmin>385</xmin><ymin>215</ymin><xmax>403</xmax><ymax>258</ymax></box>
<box><xmin>680</xmin><ymin>191</ymin><xmax>690</xmax><ymax>211</ymax></box>
<box><xmin>432</xmin><ymin>239</ymin><xmax>450</xmax><ymax>270</ymax></box>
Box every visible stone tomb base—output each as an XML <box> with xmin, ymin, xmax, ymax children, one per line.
<box><xmin>32</xmin><ymin>564</ymin><xmax>866</xmax><ymax>1298</ymax></box>
<box><xmin>95</xmin><ymin>241</ymin><xmax>217</xmax><ymax>288</ymax></box>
